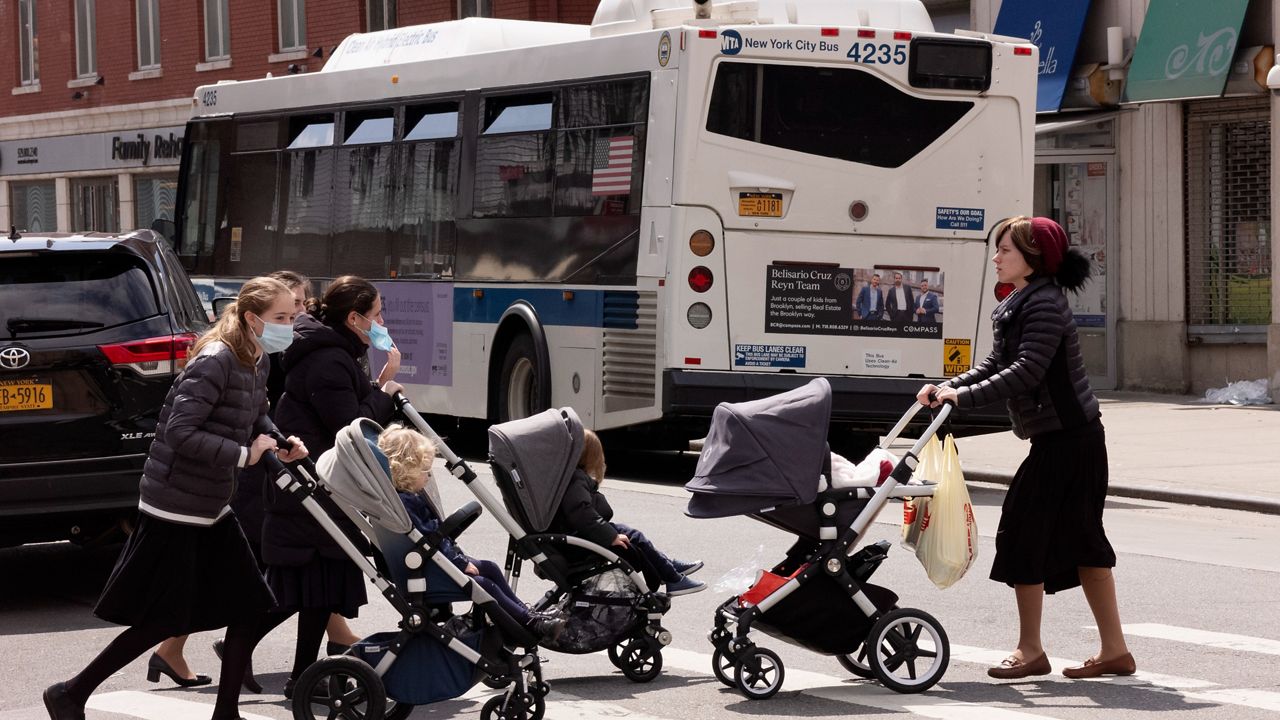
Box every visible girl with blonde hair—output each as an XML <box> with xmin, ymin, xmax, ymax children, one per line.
<box><xmin>44</xmin><ymin>277</ymin><xmax>308</xmax><ymax>720</ymax></box>
<box><xmin>378</xmin><ymin>425</ymin><xmax>565</xmax><ymax>639</ymax></box>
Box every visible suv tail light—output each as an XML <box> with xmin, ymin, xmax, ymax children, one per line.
<box><xmin>99</xmin><ymin>334</ymin><xmax>197</xmax><ymax>376</ymax></box>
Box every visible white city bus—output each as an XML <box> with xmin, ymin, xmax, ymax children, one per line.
<box><xmin>175</xmin><ymin>0</ymin><xmax>1037</xmax><ymax>448</ymax></box>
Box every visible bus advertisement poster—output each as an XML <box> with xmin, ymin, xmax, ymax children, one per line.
<box><xmin>764</xmin><ymin>264</ymin><xmax>943</xmax><ymax>339</ymax></box>
<box><xmin>368</xmin><ymin>282</ymin><xmax>454</xmax><ymax>386</ymax></box>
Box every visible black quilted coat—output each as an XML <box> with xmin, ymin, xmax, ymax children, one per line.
<box><xmin>139</xmin><ymin>342</ymin><xmax>275</xmax><ymax>525</ymax></box>
<box><xmin>944</xmin><ymin>277</ymin><xmax>1099</xmax><ymax>439</ymax></box>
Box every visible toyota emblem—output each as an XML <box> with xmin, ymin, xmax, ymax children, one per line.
<box><xmin>0</xmin><ymin>347</ymin><xmax>31</xmax><ymax>370</ymax></box>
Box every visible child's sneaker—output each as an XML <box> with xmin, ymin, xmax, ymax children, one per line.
<box><xmin>665</xmin><ymin>576</ymin><xmax>706</xmax><ymax>596</ymax></box>
<box><xmin>672</xmin><ymin>559</ymin><xmax>704</xmax><ymax>576</ymax></box>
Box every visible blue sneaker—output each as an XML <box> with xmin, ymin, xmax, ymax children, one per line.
<box><xmin>672</xmin><ymin>559</ymin><xmax>704</xmax><ymax>576</ymax></box>
<box><xmin>665</xmin><ymin>576</ymin><xmax>706</xmax><ymax>596</ymax></box>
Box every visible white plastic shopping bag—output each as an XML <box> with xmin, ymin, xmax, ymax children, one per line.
<box><xmin>912</xmin><ymin>434</ymin><xmax>979</xmax><ymax>589</ymax></box>
<box><xmin>900</xmin><ymin>434</ymin><xmax>942</xmax><ymax>551</ymax></box>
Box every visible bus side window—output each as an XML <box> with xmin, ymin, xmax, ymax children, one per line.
<box><xmin>554</xmin><ymin>79</ymin><xmax>648</xmax><ymax>217</ymax></box>
<box><xmin>473</xmin><ymin>94</ymin><xmax>555</xmax><ymax>218</ymax></box>
<box><xmin>397</xmin><ymin>102</ymin><xmax>462</xmax><ymax>279</ymax></box>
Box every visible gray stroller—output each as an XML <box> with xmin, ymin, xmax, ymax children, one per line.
<box><xmin>687</xmin><ymin>377</ymin><xmax>954</xmax><ymax>698</ymax></box>
<box><xmin>394</xmin><ymin>396</ymin><xmax>674</xmax><ymax>683</ymax></box>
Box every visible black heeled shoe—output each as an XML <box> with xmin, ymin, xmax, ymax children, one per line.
<box><xmin>146</xmin><ymin>653</ymin><xmax>212</xmax><ymax>688</ymax></box>
<box><xmin>212</xmin><ymin>639</ymin><xmax>263</xmax><ymax>694</ymax></box>
<box><xmin>42</xmin><ymin>682</ymin><xmax>86</xmax><ymax>720</ymax></box>
<box><xmin>326</xmin><ymin>641</ymin><xmax>351</xmax><ymax>656</ymax></box>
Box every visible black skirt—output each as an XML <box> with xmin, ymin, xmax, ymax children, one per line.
<box><xmin>94</xmin><ymin>512</ymin><xmax>275</xmax><ymax>634</ymax></box>
<box><xmin>266</xmin><ymin>556</ymin><xmax>367</xmax><ymax>618</ymax></box>
<box><xmin>989</xmin><ymin>419</ymin><xmax>1117</xmax><ymax>594</ymax></box>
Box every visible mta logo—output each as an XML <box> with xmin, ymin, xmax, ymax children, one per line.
<box><xmin>721</xmin><ymin>29</ymin><xmax>743</xmax><ymax>55</ymax></box>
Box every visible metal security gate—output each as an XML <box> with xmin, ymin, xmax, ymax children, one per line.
<box><xmin>1184</xmin><ymin>98</ymin><xmax>1271</xmax><ymax>341</ymax></box>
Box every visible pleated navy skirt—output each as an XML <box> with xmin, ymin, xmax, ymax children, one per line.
<box><xmin>94</xmin><ymin>512</ymin><xmax>275</xmax><ymax>634</ymax></box>
<box><xmin>989</xmin><ymin>418</ymin><xmax>1117</xmax><ymax>594</ymax></box>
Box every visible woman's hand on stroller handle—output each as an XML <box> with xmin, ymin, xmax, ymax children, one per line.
<box><xmin>612</xmin><ymin>533</ymin><xmax>631</xmax><ymax>549</ymax></box>
<box><xmin>263</xmin><ymin>431</ymin><xmax>309</xmax><ymax>462</ymax></box>
<box><xmin>916</xmin><ymin>384</ymin><xmax>957</xmax><ymax>408</ymax></box>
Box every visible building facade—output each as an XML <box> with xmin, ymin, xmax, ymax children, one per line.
<box><xmin>966</xmin><ymin>0</ymin><xmax>1279</xmax><ymax>395</ymax></box>
<box><xmin>0</xmin><ymin>0</ymin><xmax>594</xmax><ymax>238</ymax></box>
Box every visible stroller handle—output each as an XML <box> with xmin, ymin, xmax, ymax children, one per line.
<box><xmin>879</xmin><ymin>393</ymin><xmax>955</xmax><ymax>450</ymax></box>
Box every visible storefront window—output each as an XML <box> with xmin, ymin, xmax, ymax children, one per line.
<box><xmin>9</xmin><ymin>181</ymin><xmax>57</xmax><ymax>233</ymax></box>
<box><xmin>71</xmin><ymin>177</ymin><xmax>119</xmax><ymax>232</ymax></box>
<box><xmin>135</xmin><ymin>175</ymin><xmax>178</xmax><ymax>231</ymax></box>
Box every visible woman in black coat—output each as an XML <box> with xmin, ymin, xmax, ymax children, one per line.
<box><xmin>254</xmin><ymin>275</ymin><xmax>402</xmax><ymax>697</ymax></box>
<box><xmin>43</xmin><ymin>277</ymin><xmax>307</xmax><ymax>720</ymax></box>
<box><xmin>918</xmin><ymin>216</ymin><xmax>1134</xmax><ymax>681</ymax></box>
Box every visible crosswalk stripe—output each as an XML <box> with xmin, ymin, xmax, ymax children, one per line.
<box><xmin>661</xmin><ymin>648</ymin><xmax>1066</xmax><ymax>720</ymax></box>
<box><xmin>87</xmin><ymin>691</ymin><xmax>274</xmax><ymax>720</ymax></box>
<box><xmin>1110</xmin><ymin>623</ymin><xmax>1280</xmax><ymax>656</ymax></box>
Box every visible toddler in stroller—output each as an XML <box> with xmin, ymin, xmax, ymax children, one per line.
<box><xmin>392</xmin><ymin>396</ymin><xmax>676</xmax><ymax>683</ymax></box>
<box><xmin>266</xmin><ymin>418</ymin><xmax>554</xmax><ymax>720</ymax></box>
<box><xmin>376</xmin><ymin>423</ymin><xmax>567</xmax><ymax>640</ymax></box>
<box><xmin>554</xmin><ymin>428</ymin><xmax>706</xmax><ymax>596</ymax></box>
<box><xmin>687</xmin><ymin>378</ymin><xmax>954</xmax><ymax>699</ymax></box>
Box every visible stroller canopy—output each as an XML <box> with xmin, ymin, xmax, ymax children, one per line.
<box><xmin>488</xmin><ymin>407</ymin><xmax>584</xmax><ymax>533</ymax></box>
<box><xmin>316</xmin><ymin>418</ymin><xmax>413</xmax><ymax>534</ymax></box>
<box><xmin>686</xmin><ymin>378</ymin><xmax>831</xmax><ymax>519</ymax></box>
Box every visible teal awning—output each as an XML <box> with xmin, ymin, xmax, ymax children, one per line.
<box><xmin>1125</xmin><ymin>0</ymin><xmax>1251</xmax><ymax>102</ymax></box>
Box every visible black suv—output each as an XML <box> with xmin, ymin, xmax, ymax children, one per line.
<box><xmin>0</xmin><ymin>230</ymin><xmax>209</xmax><ymax>546</ymax></box>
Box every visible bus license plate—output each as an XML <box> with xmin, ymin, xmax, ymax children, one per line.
<box><xmin>0</xmin><ymin>383</ymin><xmax>53</xmax><ymax>412</ymax></box>
<box><xmin>738</xmin><ymin>192</ymin><xmax>784</xmax><ymax>218</ymax></box>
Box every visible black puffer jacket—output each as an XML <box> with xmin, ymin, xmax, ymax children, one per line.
<box><xmin>551</xmin><ymin>469</ymin><xmax>618</xmax><ymax>548</ymax></box>
<box><xmin>262</xmin><ymin>314</ymin><xmax>395</xmax><ymax>566</ymax></box>
<box><xmin>943</xmin><ymin>277</ymin><xmax>1099</xmax><ymax>439</ymax></box>
<box><xmin>140</xmin><ymin>342</ymin><xmax>275</xmax><ymax>525</ymax></box>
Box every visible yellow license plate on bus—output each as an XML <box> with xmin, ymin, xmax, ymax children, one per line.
<box><xmin>0</xmin><ymin>383</ymin><xmax>53</xmax><ymax>412</ymax></box>
<box><xmin>738</xmin><ymin>192</ymin><xmax>784</xmax><ymax>218</ymax></box>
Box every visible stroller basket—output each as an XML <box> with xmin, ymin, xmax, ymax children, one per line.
<box><xmin>354</xmin><ymin>628</ymin><xmax>487</xmax><ymax>706</ymax></box>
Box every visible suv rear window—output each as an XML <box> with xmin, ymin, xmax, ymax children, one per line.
<box><xmin>0</xmin><ymin>253</ymin><xmax>160</xmax><ymax>338</ymax></box>
<box><xmin>705</xmin><ymin>61</ymin><xmax>974</xmax><ymax>168</ymax></box>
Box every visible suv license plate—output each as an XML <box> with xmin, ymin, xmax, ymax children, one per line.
<box><xmin>0</xmin><ymin>383</ymin><xmax>53</xmax><ymax>412</ymax></box>
<box><xmin>738</xmin><ymin>192</ymin><xmax>784</xmax><ymax>218</ymax></box>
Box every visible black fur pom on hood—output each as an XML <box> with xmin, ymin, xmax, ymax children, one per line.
<box><xmin>1055</xmin><ymin>248</ymin><xmax>1092</xmax><ymax>293</ymax></box>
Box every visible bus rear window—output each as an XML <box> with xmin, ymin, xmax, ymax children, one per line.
<box><xmin>705</xmin><ymin>62</ymin><xmax>974</xmax><ymax>168</ymax></box>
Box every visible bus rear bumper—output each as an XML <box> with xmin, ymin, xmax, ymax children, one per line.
<box><xmin>661</xmin><ymin>369</ymin><xmax>1010</xmax><ymax>435</ymax></box>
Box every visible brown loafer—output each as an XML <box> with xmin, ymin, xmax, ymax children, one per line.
<box><xmin>987</xmin><ymin>653</ymin><xmax>1052</xmax><ymax>680</ymax></box>
<box><xmin>1063</xmin><ymin>652</ymin><xmax>1136</xmax><ymax>679</ymax></box>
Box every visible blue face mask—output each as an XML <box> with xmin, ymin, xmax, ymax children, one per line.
<box><xmin>255</xmin><ymin>318</ymin><xmax>294</xmax><ymax>354</ymax></box>
<box><xmin>360</xmin><ymin>314</ymin><xmax>395</xmax><ymax>352</ymax></box>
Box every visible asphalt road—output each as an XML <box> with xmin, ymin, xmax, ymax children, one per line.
<box><xmin>3</xmin><ymin>448</ymin><xmax>1279</xmax><ymax>720</ymax></box>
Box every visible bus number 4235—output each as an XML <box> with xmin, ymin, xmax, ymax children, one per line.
<box><xmin>847</xmin><ymin>43</ymin><xmax>907</xmax><ymax>65</ymax></box>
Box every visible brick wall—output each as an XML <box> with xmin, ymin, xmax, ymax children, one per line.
<box><xmin>1</xmin><ymin>0</ymin><xmax>599</xmax><ymax>125</ymax></box>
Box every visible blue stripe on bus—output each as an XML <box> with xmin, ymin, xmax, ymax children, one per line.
<box><xmin>453</xmin><ymin>288</ymin><xmax>639</xmax><ymax>329</ymax></box>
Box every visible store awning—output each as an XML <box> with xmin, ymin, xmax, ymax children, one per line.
<box><xmin>1124</xmin><ymin>0</ymin><xmax>1251</xmax><ymax>102</ymax></box>
<box><xmin>993</xmin><ymin>0</ymin><xmax>1093</xmax><ymax>113</ymax></box>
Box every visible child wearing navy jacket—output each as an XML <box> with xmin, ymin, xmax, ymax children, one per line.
<box><xmin>377</xmin><ymin>424</ymin><xmax>565</xmax><ymax>640</ymax></box>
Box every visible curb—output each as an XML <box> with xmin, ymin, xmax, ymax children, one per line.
<box><xmin>966</xmin><ymin>470</ymin><xmax>1280</xmax><ymax>516</ymax></box>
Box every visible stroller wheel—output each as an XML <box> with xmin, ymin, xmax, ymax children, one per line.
<box><xmin>290</xmin><ymin>656</ymin><xmax>387</xmax><ymax>720</ymax></box>
<box><xmin>711</xmin><ymin>648</ymin><xmax>737</xmax><ymax>687</ymax></box>
<box><xmin>616</xmin><ymin>638</ymin><xmax>663</xmax><ymax>683</ymax></box>
<box><xmin>865</xmin><ymin>608</ymin><xmax>950</xmax><ymax>694</ymax></box>
<box><xmin>481</xmin><ymin>690</ymin><xmax>546</xmax><ymax>720</ymax></box>
<box><xmin>606</xmin><ymin>640</ymin><xmax>628</xmax><ymax>670</ymax></box>
<box><xmin>733</xmin><ymin>647</ymin><xmax>785</xmax><ymax>700</ymax></box>
<box><xmin>836</xmin><ymin>643</ymin><xmax>877</xmax><ymax>679</ymax></box>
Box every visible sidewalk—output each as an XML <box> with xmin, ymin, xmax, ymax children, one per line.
<box><xmin>948</xmin><ymin>392</ymin><xmax>1280</xmax><ymax>515</ymax></box>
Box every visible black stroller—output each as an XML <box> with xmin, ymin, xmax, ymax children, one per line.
<box><xmin>686</xmin><ymin>378</ymin><xmax>953</xmax><ymax>698</ymax></box>
<box><xmin>262</xmin><ymin>418</ymin><xmax>551</xmax><ymax>720</ymax></box>
<box><xmin>395</xmin><ymin>397</ymin><xmax>674</xmax><ymax>682</ymax></box>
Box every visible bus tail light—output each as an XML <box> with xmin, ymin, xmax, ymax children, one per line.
<box><xmin>687</xmin><ymin>302</ymin><xmax>712</xmax><ymax>328</ymax></box>
<box><xmin>689</xmin><ymin>230</ymin><xmax>715</xmax><ymax>257</ymax></box>
<box><xmin>849</xmin><ymin>200</ymin><xmax>870</xmax><ymax>222</ymax></box>
<box><xmin>688</xmin><ymin>266</ymin><xmax>714</xmax><ymax>293</ymax></box>
<box><xmin>99</xmin><ymin>333</ymin><xmax>197</xmax><ymax>376</ymax></box>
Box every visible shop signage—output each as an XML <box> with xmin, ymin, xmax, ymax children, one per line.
<box><xmin>994</xmin><ymin>0</ymin><xmax>1093</xmax><ymax>113</ymax></box>
<box><xmin>0</xmin><ymin>125</ymin><xmax>184</xmax><ymax>176</ymax></box>
<box><xmin>1125</xmin><ymin>0</ymin><xmax>1250</xmax><ymax>102</ymax></box>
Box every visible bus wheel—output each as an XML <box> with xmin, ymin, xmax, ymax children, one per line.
<box><xmin>498</xmin><ymin>334</ymin><xmax>542</xmax><ymax>422</ymax></box>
